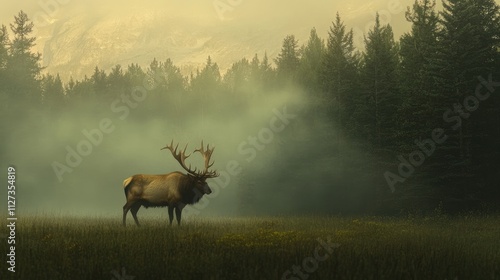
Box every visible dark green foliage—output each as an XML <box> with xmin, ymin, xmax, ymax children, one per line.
<box><xmin>275</xmin><ymin>35</ymin><xmax>301</xmax><ymax>83</ymax></box>
<box><xmin>321</xmin><ymin>14</ymin><xmax>361</xmax><ymax>146</ymax></box>
<box><xmin>298</xmin><ymin>28</ymin><xmax>325</xmax><ymax>94</ymax></box>
<box><xmin>399</xmin><ymin>0</ymin><xmax>440</xmax><ymax>141</ymax></box>
<box><xmin>223</xmin><ymin>57</ymin><xmax>252</xmax><ymax>93</ymax></box>
<box><xmin>0</xmin><ymin>25</ymin><xmax>9</xmax><ymax>111</ymax></box>
<box><xmin>41</xmin><ymin>73</ymin><xmax>65</xmax><ymax>108</ymax></box>
<box><xmin>360</xmin><ymin>13</ymin><xmax>400</xmax><ymax>148</ymax></box>
<box><xmin>190</xmin><ymin>56</ymin><xmax>221</xmax><ymax>94</ymax></box>
<box><xmin>5</xmin><ymin>11</ymin><xmax>42</xmax><ymax>105</ymax></box>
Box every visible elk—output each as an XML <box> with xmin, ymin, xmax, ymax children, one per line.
<box><xmin>122</xmin><ymin>140</ymin><xmax>219</xmax><ymax>226</ymax></box>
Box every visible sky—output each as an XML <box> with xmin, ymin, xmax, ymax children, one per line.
<box><xmin>1</xmin><ymin>0</ymin><xmax>499</xmax><ymax>47</ymax></box>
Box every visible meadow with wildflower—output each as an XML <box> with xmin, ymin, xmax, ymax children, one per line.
<box><xmin>1</xmin><ymin>215</ymin><xmax>499</xmax><ymax>279</ymax></box>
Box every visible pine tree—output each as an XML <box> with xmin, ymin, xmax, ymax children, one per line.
<box><xmin>260</xmin><ymin>52</ymin><xmax>275</xmax><ymax>88</ymax></box>
<box><xmin>41</xmin><ymin>73</ymin><xmax>65</xmax><ymax>108</ymax></box>
<box><xmin>190</xmin><ymin>56</ymin><xmax>221</xmax><ymax>96</ymax></box>
<box><xmin>108</xmin><ymin>64</ymin><xmax>125</xmax><ymax>98</ymax></box>
<box><xmin>298</xmin><ymin>28</ymin><xmax>325</xmax><ymax>94</ymax></box>
<box><xmin>398</xmin><ymin>0</ymin><xmax>440</xmax><ymax>146</ymax></box>
<box><xmin>0</xmin><ymin>25</ymin><xmax>9</xmax><ymax>108</ymax></box>
<box><xmin>65</xmin><ymin>76</ymin><xmax>76</xmax><ymax>96</ymax></box>
<box><xmin>223</xmin><ymin>57</ymin><xmax>251</xmax><ymax>93</ymax></box>
<box><xmin>91</xmin><ymin>66</ymin><xmax>107</xmax><ymax>97</ymax></box>
<box><xmin>7</xmin><ymin>11</ymin><xmax>43</xmax><ymax>104</ymax></box>
<box><xmin>322</xmin><ymin>13</ymin><xmax>360</xmax><ymax>141</ymax></box>
<box><xmin>434</xmin><ymin>0</ymin><xmax>500</xmax><ymax>206</ymax></box>
<box><xmin>391</xmin><ymin>0</ymin><xmax>442</xmax><ymax>209</ymax></box>
<box><xmin>249</xmin><ymin>54</ymin><xmax>260</xmax><ymax>85</ymax></box>
<box><xmin>275</xmin><ymin>35</ymin><xmax>300</xmax><ymax>82</ymax></box>
<box><xmin>68</xmin><ymin>76</ymin><xmax>93</xmax><ymax>101</ymax></box>
<box><xmin>0</xmin><ymin>25</ymin><xmax>8</xmax><ymax>74</ymax></box>
<box><xmin>161</xmin><ymin>59</ymin><xmax>186</xmax><ymax>93</ymax></box>
<box><xmin>359</xmin><ymin>13</ymin><xmax>399</xmax><ymax>148</ymax></box>
<box><xmin>125</xmin><ymin>63</ymin><xmax>145</xmax><ymax>88</ymax></box>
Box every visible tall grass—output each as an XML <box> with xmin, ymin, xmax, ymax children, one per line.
<box><xmin>1</xmin><ymin>215</ymin><xmax>499</xmax><ymax>279</ymax></box>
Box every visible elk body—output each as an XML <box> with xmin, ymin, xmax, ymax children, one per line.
<box><xmin>122</xmin><ymin>141</ymin><xmax>219</xmax><ymax>226</ymax></box>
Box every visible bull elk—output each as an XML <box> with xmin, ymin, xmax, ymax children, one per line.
<box><xmin>122</xmin><ymin>140</ymin><xmax>219</xmax><ymax>226</ymax></box>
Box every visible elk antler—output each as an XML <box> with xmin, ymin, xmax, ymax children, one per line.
<box><xmin>194</xmin><ymin>141</ymin><xmax>219</xmax><ymax>179</ymax></box>
<box><xmin>161</xmin><ymin>140</ymin><xmax>201</xmax><ymax>176</ymax></box>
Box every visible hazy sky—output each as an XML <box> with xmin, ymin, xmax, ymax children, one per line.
<box><xmin>0</xmin><ymin>0</ymin><xmax>419</xmax><ymax>80</ymax></box>
<box><xmin>0</xmin><ymin>0</ymin><xmax>413</xmax><ymax>45</ymax></box>
<box><xmin>0</xmin><ymin>1</ymin><xmax>401</xmax><ymax>24</ymax></box>
<box><xmin>1</xmin><ymin>0</ymin><xmax>499</xmax><ymax>42</ymax></box>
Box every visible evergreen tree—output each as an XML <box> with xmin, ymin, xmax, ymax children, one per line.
<box><xmin>249</xmin><ymin>54</ymin><xmax>261</xmax><ymax>85</ymax></box>
<box><xmin>388</xmin><ymin>0</ymin><xmax>444</xmax><ymax>210</ymax></box>
<box><xmin>145</xmin><ymin>58</ymin><xmax>186</xmax><ymax>116</ymax></box>
<box><xmin>275</xmin><ymin>35</ymin><xmax>300</xmax><ymax>82</ymax></box>
<box><xmin>125</xmin><ymin>63</ymin><xmax>146</xmax><ymax>88</ymax></box>
<box><xmin>65</xmin><ymin>76</ymin><xmax>76</xmax><ymax>96</ymax></box>
<box><xmin>298</xmin><ymin>28</ymin><xmax>325</xmax><ymax>94</ymax></box>
<box><xmin>260</xmin><ymin>52</ymin><xmax>275</xmax><ymax>88</ymax></box>
<box><xmin>69</xmin><ymin>76</ymin><xmax>94</xmax><ymax>101</ymax></box>
<box><xmin>7</xmin><ymin>11</ymin><xmax>43</xmax><ymax>104</ymax></box>
<box><xmin>160</xmin><ymin>58</ymin><xmax>186</xmax><ymax>93</ymax></box>
<box><xmin>434</xmin><ymin>0</ymin><xmax>500</xmax><ymax>205</ymax></box>
<box><xmin>250</xmin><ymin>54</ymin><xmax>259</xmax><ymax>74</ymax></box>
<box><xmin>91</xmin><ymin>66</ymin><xmax>107</xmax><ymax>97</ymax></box>
<box><xmin>359</xmin><ymin>13</ymin><xmax>399</xmax><ymax>148</ymax></box>
<box><xmin>0</xmin><ymin>25</ymin><xmax>8</xmax><ymax>76</ymax></box>
<box><xmin>190</xmin><ymin>56</ymin><xmax>221</xmax><ymax>96</ymax></box>
<box><xmin>223</xmin><ymin>57</ymin><xmax>251</xmax><ymax>93</ymax></box>
<box><xmin>108</xmin><ymin>64</ymin><xmax>125</xmax><ymax>98</ymax></box>
<box><xmin>41</xmin><ymin>73</ymin><xmax>65</xmax><ymax>108</ymax></box>
<box><xmin>398</xmin><ymin>0</ymin><xmax>440</xmax><ymax>144</ymax></box>
<box><xmin>322</xmin><ymin>13</ymin><xmax>360</xmax><ymax>141</ymax></box>
<box><xmin>0</xmin><ymin>25</ymin><xmax>9</xmax><ymax>109</ymax></box>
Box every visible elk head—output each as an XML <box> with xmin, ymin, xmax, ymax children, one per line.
<box><xmin>161</xmin><ymin>140</ymin><xmax>219</xmax><ymax>195</ymax></box>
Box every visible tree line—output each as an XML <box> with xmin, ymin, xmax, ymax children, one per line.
<box><xmin>1</xmin><ymin>0</ymin><xmax>499</xmax><ymax>214</ymax></box>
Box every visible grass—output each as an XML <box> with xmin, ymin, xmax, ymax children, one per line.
<box><xmin>1</xmin><ymin>214</ymin><xmax>500</xmax><ymax>279</ymax></box>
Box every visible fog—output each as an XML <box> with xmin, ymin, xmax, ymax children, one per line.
<box><xmin>0</xmin><ymin>1</ymin><xmax>429</xmax><ymax>218</ymax></box>
<box><xmin>0</xmin><ymin>71</ymin><xmax>383</xmax><ymax>218</ymax></box>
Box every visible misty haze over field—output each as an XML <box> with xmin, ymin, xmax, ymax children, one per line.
<box><xmin>0</xmin><ymin>0</ymin><xmax>408</xmax><ymax>217</ymax></box>
<box><xmin>1</xmin><ymin>0</ymin><xmax>499</xmax><ymax>218</ymax></box>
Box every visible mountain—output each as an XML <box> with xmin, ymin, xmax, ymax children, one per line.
<box><xmin>26</xmin><ymin>3</ymin><xmax>411</xmax><ymax>81</ymax></box>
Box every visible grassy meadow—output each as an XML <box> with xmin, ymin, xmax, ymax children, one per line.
<box><xmin>1</xmin><ymin>215</ymin><xmax>500</xmax><ymax>279</ymax></box>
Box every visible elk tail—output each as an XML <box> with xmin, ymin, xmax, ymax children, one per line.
<box><xmin>123</xmin><ymin>176</ymin><xmax>133</xmax><ymax>197</ymax></box>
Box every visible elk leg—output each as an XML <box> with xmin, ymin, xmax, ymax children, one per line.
<box><xmin>130</xmin><ymin>204</ymin><xmax>141</xmax><ymax>227</ymax></box>
<box><xmin>122</xmin><ymin>201</ymin><xmax>134</xmax><ymax>227</ymax></box>
<box><xmin>168</xmin><ymin>206</ymin><xmax>174</xmax><ymax>225</ymax></box>
<box><xmin>175</xmin><ymin>207</ymin><xmax>182</xmax><ymax>226</ymax></box>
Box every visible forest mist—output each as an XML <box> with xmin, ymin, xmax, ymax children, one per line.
<box><xmin>1</xmin><ymin>80</ymin><xmax>377</xmax><ymax>218</ymax></box>
<box><xmin>1</xmin><ymin>0</ymin><xmax>499</xmax><ymax>218</ymax></box>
